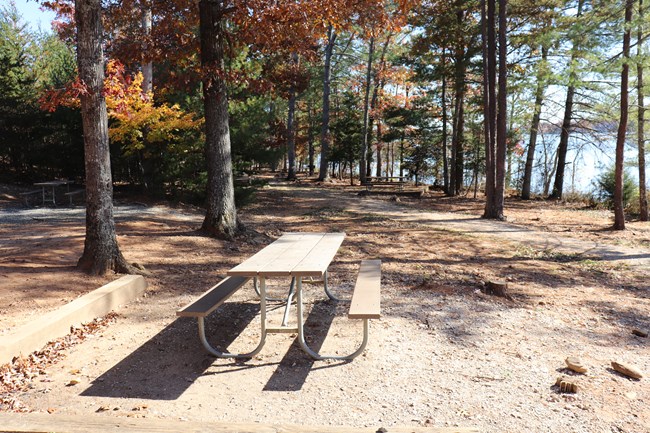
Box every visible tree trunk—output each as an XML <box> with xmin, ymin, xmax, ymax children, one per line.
<box><xmin>450</xmin><ymin>8</ymin><xmax>467</xmax><ymax>197</ymax></box>
<box><xmin>550</xmin><ymin>0</ymin><xmax>583</xmax><ymax>200</ymax></box>
<box><xmin>441</xmin><ymin>48</ymin><xmax>450</xmax><ymax>194</ymax></box>
<box><xmin>453</xmin><ymin>86</ymin><xmax>465</xmax><ymax>195</ymax></box>
<box><xmin>75</xmin><ymin>0</ymin><xmax>134</xmax><ymax>275</ymax></box>
<box><xmin>494</xmin><ymin>0</ymin><xmax>507</xmax><ymax>218</ymax></box>
<box><xmin>614</xmin><ymin>0</ymin><xmax>633</xmax><ymax>230</ymax></box>
<box><xmin>638</xmin><ymin>0</ymin><xmax>649</xmax><ymax>221</ymax></box>
<box><xmin>376</xmin><ymin>121</ymin><xmax>382</xmax><ymax>177</ymax></box>
<box><xmin>286</xmin><ymin>86</ymin><xmax>297</xmax><ymax>180</ymax></box>
<box><xmin>199</xmin><ymin>0</ymin><xmax>238</xmax><ymax>239</ymax></box>
<box><xmin>483</xmin><ymin>0</ymin><xmax>506</xmax><ymax>220</ymax></box>
<box><xmin>522</xmin><ymin>45</ymin><xmax>548</xmax><ymax>199</ymax></box>
<box><xmin>141</xmin><ymin>0</ymin><xmax>153</xmax><ymax>94</ymax></box>
<box><xmin>307</xmin><ymin>102</ymin><xmax>315</xmax><ymax>176</ymax></box>
<box><xmin>286</xmin><ymin>53</ymin><xmax>298</xmax><ymax>181</ymax></box>
<box><xmin>318</xmin><ymin>25</ymin><xmax>336</xmax><ymax>181</ymax></box>
<box><xmin>482</xmin><ymin>0</ymin><xmax>497</xmax><ymax>217</ymax></box>
<box><xmin>360</xmin><ymin>36</ymin><xmax>375</xmax><ymax>184</ymax></box>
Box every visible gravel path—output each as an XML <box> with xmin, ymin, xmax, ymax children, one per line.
<box><xmin>278</xmin><ymin>185</ymin><xmax>650</xmax><ymax>273</ymax></box>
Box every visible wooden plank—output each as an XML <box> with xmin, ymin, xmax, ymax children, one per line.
<box><xmin>348</xmin><ymin>260</ymin><xmax>381</xmax><ymax>319</ymax></box>
<box><xmin>0</xmin><ymin>413</ymin><xmax>478</xmax><ymax>433</ymax></box>
<box><xmin>227</xmin><ymin>233</ymin><xmax>303</xmax><ymax>276</ymax></box>
<box><xmin>257</xmin><ymin>233</ymin><xmax>325</xmax><ymax>277</ymax></box>
<box><xmin>0</xmin><ymin>275</ymin><xmax>147</xmax><ymax>365</ymax></box>
<box><xmin>291</xmin><ymin>232</ymin><xmax>345</xmax><ymax>277</ymax></box>
<box><xmin>176</xmin><ymin>276</ymin><xmax>250</xmax><ymax>318</ymax></box>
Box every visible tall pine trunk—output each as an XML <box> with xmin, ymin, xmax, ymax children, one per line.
<box><xmin>75</xmin><ymin>0</ymin><xmax>134</xmax><ymax>275</ymax></box>
<box><xmin>360</xmin><ymin>36</ymin><xmax>375</xmax><ymax>184</ymax></box>
<box><xmin>482</xmin><ymin>0</ymin><xmax>497</xmax><ymax>217</ymax></box>
<box><xmin>199</xmin><ymin>0</ymin><xmax>238</xmax><ymax>239</ymax></box>
<box><xmin>550</xmin><ymin>0</ymin><xmax>583</xmax><ymax>200</ymax></box>
<box><xmin>614</xmin><ymin>0</ymin><xmax>633</xmax><ymax>230</ymax></box>
<box><xmin>318</xmin><ymin>26</ymin><xmax>336</xmax><ymax>181</ymax></box>
<box><xmin>638</xmin><ymin>0</ymin><xmax>649</xmax><ymax>221</ymax></box>
<box><xmin>441</xmin><ymin>49</ymin><xmax>450</xmax><ymax>194</ymax></box>
<box><xmin>307</xmin><ymin>102</ymin><xmax>315</xmax><ymax>176</ymax></box>
<box><xmin>286</xmin><ymin>53</ymin><xmax>298</xmax><ymax>181</ymax></box>
<box><xmin>493</xmin><ymin>0</ymin><xmax>507</xmax><ymax>218</ymax></box>
<box><xmin>521</xmin><ymin>45</ymin><xmax>548</xmax><ymax>200</ymax></box>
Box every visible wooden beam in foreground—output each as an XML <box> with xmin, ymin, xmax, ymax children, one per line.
<box><xmin>0</xmin><ymin>413</ymin><xmax>478</xmax><ymax>433</ymax></box>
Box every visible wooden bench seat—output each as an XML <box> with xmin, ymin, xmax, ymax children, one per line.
<box><xmin>19</xmin><ymin>190</ymin><xmax>41</xmax><ymax>206</ymax></box>
<box><xmin>177</xmin><ymin>276</ymin><xmax>264</xmax><ymax>358</ymax></box>
<box><xmin>177</xmin><ymin>276</ymin><xmax>250</xmax><ymax>318</ymax></box>
<box><xmin>348</xmin><ymin>259</ymin><xmax>381</xmax><ymax>320</ymax></box>
<box><xmin>303</xmin><ymin>259</ymin><xmax>381</xmax><ymax>360</ymax></box>
<box><xmin>64</xmin><ymin>189</ymin><xmax>85</xmax><ymax>205</ymax></box>
<box><xmin>362</xmin><ymin>177</ymin><xmax>406</xmax><ymax>191</ymax></box>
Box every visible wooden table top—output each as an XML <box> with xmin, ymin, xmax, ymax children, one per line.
<box><xmin>227</xmin><ymin>232</ymin><xmax>345</xmax><ymax>278</ymax></box>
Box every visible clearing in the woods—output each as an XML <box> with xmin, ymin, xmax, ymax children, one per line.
<box><xmin>0</xmin><ymin>180</ymin><xmax>648</xmax><ymax>433</ymax></box>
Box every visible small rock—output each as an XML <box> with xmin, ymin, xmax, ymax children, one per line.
<box><xmin>632</xmin><ymin>329</ymin><xmax>648</xmax><ymax>338</ymax></box>
<box><xmin>555</xmin><ymin>376</ymin><xmax>578</xmax><ymax>393</ymax></box>
<box><xmin>611</xmin><ymin>361</ymin><xmax>643</xmax><ymax>379</ymax></box>
<box><xmin>565</xmin><ymin>356</ymin><xmax>588</xmax><ymax>373</ymax></box>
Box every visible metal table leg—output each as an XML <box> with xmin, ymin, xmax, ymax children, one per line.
<box><xmin>197</xmin><ymin>277</ymin><xmax>267</xmax><ymax>358</ymax></box>
<box><xmin>296</xmin><ymin>277</ymin><xmax>369</xmax><ymax>360</ymax></box>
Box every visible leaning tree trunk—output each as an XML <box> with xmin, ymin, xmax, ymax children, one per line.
<box><xmin>318</xmin><ymin>25</ymin><xmax>336</xmax><ymax>181</ymax></box>
<box><xmin>614</xmin><ymin>0</ymin><xmax>633</xmax><ymax>230</ymax></box>
<box><xmin>199</xmin><ymin>0</ymin><xmax>238</xmax><ymax>239</ymax></box>
<box><xmin>76</xmin><ymin>0</ymin><xmax>134</xmax><ymax>275</ymax></box>
<box><xmin>638</xmin><ymin>0</ymin><xmax>649</xmax><ymax>221</ymax></box>
<box><xmin>521</xmin><ymin>45</ymin><xmax>548</xmax><ymax>200</ymax></box>
<box><xmin>550</xmin><ymin>0</ymin><xmax>583</xmax><ymax>200</ymax></box>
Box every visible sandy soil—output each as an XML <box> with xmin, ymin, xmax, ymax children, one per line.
<box><xmin>0</xmin><ymin>180</ymin><xmax>648</xmax><ymax>433</ymax></box>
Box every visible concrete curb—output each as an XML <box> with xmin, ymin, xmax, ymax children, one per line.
<box><xmin>0</xmin><ymin>275</ymin><xmax>147</xmax><ymax>365</ymax></box>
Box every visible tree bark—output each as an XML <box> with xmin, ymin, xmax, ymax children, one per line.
<box><xmin>614</xmin><ymin>0</ymin><xmax>633</xmax><ymax>230</ymax></box>
<box><xmin>482</xmin><ymin>0</ymin><xmax>497</xmax><ymax>217</ymax></box>
<box><xmin>360</xmin><ymin>36</ymin><xmax>375</xmax><ymax>184</ymax></box>
<box><xmin>307</xmin><ymin>102</ymin><xmax>315</xmax><ymax>176</ymax></box>
<box><xmin>75</xmin><ymin>0</ymin><xmax>134</xmax><ymax>275</ymax></box>
<box><xmin>521</xmin><ymin>45</ymin><xmax>548</xmax><ymax>200</ymax></box>
<box><xmin>199</xmin><ymin>0</ymin><xmax>238</xmax><ymax>239</ymax></box>
<box><xmin>550</xmin><ymin>0</ymin><xmax>583</xmax><ymax>200</ymax></box>
<box><xmin>318</xmin><ymin>25</ymin><xmax>336</xmax><ymax>181</ymax></box>
<box><xmin>494</xmin><ymin>0</ymin><xmax>507</xmax><ymax>218</ymax></box>
<box><xmin>286</xmin><ymin>53</ymin><xmax>298</xmax><ymax>181</ymax></box>
<box><xmin>638</xmin><ymin>0</ymin><xmax>649</xmax><ymax>221</ymax></box>
<box><xmin>441</xmin><ymin>48</ymin><xmax>450</xmax><ymax>194</ymax></box>
<box><xmin>141</xmin><ymin>0</ymin><xmax>153</xmax><ymax>94</ymax></box>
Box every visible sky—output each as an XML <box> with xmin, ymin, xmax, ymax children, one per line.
<box><xmin>11</xmin><ymin>0</ymin><xmax>56</xmax><ymax>32</ymax></box>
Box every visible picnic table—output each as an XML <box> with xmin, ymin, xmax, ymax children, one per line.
<box><xmin>19</xmin><ymin>180</ymin><xmax>73</xmax><ymax>206</ymax></box>
<box><xmin>177</xmin><ymin>232</ymin><xmax>381</xmax><ymax>360</ymax></box>
<box><xmin>362</xmin><ymin>176</ymin><xmax>407</xmax><ymax>191</ymax></box>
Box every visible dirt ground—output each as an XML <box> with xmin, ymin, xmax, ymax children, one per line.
<box><xmin>1</xmin><ymin>179</ymin><xmax>649</xmax><ymax>433</ymax></box>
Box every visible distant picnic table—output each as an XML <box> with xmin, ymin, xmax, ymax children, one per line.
<box><xmin>362</xmin><ymin>176</ymin><xmax>407</xmax><ymax>191</ymax></box>
<box><xmin>20</xmin><ymin>180</ymin><xmax>84</xmax><ymax>206</ymax></box>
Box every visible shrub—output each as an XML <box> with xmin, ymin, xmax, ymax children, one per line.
<box><xmin>593</xmin><ymin>165</ymin><xmax>638</xmax><ymax>210</ymax></box>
